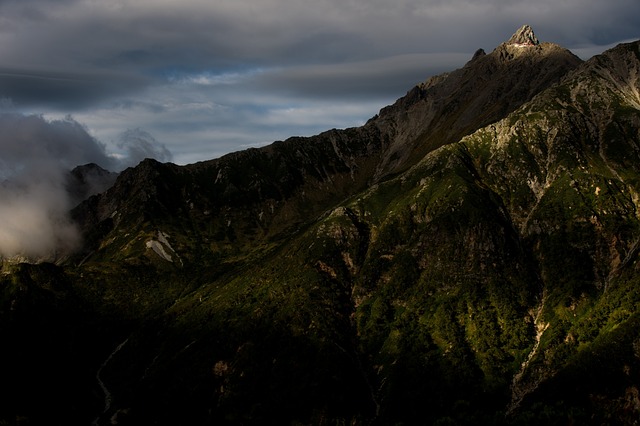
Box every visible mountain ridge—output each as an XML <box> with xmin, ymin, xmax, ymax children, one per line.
<box><xmin>3</xmin><ymin>28</ymin><xmax>640</xmax><ymax>425</ymax></box>
<box><xmin>71</xmin><ymin>26</ymin><xmax>582</xmax><ymax>267</ymax></box>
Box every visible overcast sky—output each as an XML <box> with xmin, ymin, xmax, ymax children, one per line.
<box><xmin>0</xmin><ymin>0</ymin><xmax>638</xmax><ymax>167</ymax></box>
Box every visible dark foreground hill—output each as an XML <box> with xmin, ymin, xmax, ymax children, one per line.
<box><xmin>2</xmin><ymin>26</ymin><xmax>640</xmax><ymax>425</ymax></box>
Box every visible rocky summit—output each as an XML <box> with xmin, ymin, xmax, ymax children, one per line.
<box><xmin>2</xmin><ymin>27</ymin><xmax>640</xmax><ymax>425</ymax></box>
<box><xmin>508</xmin><ymin>24</ymin><xmax>540</xmax><ymax>46</ymax></box>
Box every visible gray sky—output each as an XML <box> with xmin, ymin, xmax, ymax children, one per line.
<box><xmin>0</xmin><ymin>0</ymin><xmax>638</xmax><ymax>166</ymax></box>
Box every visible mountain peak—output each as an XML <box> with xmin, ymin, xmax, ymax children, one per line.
<box><xmin>508</xmin><ymin>24</ymin><xmax>540</xmax><ymax>46</ymax></box>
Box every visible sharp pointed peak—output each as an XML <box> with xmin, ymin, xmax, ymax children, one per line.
<box><xmin>507</xmin><ymin>24</ymin><xmax>540</xmax><ymax>46</ymax></box>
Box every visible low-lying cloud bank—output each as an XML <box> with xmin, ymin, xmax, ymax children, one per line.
<box><xmin>0</xmin><ymin>113</ymin><xmax>172</xmax><ymax>260</ymax></box>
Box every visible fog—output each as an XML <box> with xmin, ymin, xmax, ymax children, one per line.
<box><xmin>0</xmin><ymin>113</ymin><xmax>172</xmax><ymax>260</ymax></box>
<box><xmin>0</xmin><ymin>166</ymin><xmax>80</xmax><ymax>259</ymax></box>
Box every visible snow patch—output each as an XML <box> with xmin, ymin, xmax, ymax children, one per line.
<box><xmin>157</xmin><ymin>231</ymin><xmax>172</xmax><ymax>249</ymax></box>
<box><xmin>145</xmin><ymin>231</ymin><xmax>182</xmax><ymax>264</ymax></box>
<box><xmin>146</xmin><ymin>240</ymin><xmax>173</xmax><ymax>262</ymax></box>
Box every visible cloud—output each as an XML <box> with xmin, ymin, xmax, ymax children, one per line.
<box><xmin>0</xmin><ymin>113</ymin><xmax>172</xmax><ymax>173</ymax></box>
<box><xmin>0</xmin><ymin>113</ymin><xmax>114</xmax><ymax>174</ymax></box>
<box><xmin>0</xmin><ymin>167</ymin><xmax>80</xmax><ymax>260</ymax></box>
<box><xmin>249</xmin><ymin>53</ymin><xmax>471</xmax><ymax>100</ymax></box>
<box><xmin>0</xmin><ymin>0</ymin><xmax>637</xmax><ymax>165</ymax></box>
<box><xmin>69</xmin><ymin>52</ymin><xmax>472</xmax><ymax>164</ymax></box>
<box><xmin>117</xmin><ymin>128</ymin><xmax>173</xmax><ymax>167</ymax></box>
<box><xmin>2</xmin><ymin>1</ymin><xmax>637</xmax><ymax>79</ymax></box>
<box><xmin>0</xmin><ymin>68</ymin><xmax>152</xmax><ymax>110</ymax></box>
<box><xmin>0</xmin><ymin>113</ymin><xmax>172</xmax><ymax>260</ymax></box>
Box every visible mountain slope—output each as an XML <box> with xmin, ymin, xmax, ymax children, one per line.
<box><xmin>460</xmin><ymin>40</ymin><xmax>640</xmax><ymax>421</ymax></box>
<box><xmin>372</xmin><ymin>24</ymin><xmax>582</xmax><ymax>178</ymax></box>
<box><xmin>3</xmin><ymin>28</ymin><xmax>640</xmax><ymax>425</ymax></box>
<box><xmin>71</xmin><ymin>26</ymin><xmax>581</xmax><ymax>272</ymax></box>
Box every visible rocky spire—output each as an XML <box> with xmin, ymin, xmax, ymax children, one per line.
<box><xmin>508</xmin><ymin>25</ymin><xmax>540</xmax><ymax>46</ymax></box>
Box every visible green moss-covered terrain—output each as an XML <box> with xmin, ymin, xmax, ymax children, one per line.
<box><xmin>2</xmin><ymin>29</ymin><xmax>640</xmax><ymax>425</ymax></box>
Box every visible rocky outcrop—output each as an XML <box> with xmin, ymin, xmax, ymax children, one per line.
<box><xmin>508</xmin><ymin>24</ymin><xmax>540</xmax><ymax>46</ymax></box>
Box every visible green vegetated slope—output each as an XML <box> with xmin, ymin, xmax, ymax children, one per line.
<box><xmin>347</xmin><ymin>40</ymin><xmax>640</xmax><ymax>424</ymax></box>
<box><xmin>2</xmin><ymin>33</ymin><xmax>640</xmax><ymax>425</ymax></box>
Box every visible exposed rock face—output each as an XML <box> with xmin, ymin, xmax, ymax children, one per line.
<box><xmin>508</xmin><ymin>24</ymin><xmax>540</xmax><ymax>46</ymax></box>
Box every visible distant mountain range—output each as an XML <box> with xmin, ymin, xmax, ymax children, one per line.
<box><xmin>2</xmin><ymin>25</ymin><xmax>640</xmax><ymax>425</ymax></box>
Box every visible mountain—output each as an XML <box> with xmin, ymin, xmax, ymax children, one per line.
<box><xmin>2</xmin><ymin>26</ymin><xmax>640</xmax><ymax>425</ymax></box>
<box><xmin>71</xmin><ymin>25</ymin><xmax>581</xmax><ymax>265</ymax></box>
<box><xmin>66</xmin><ymin>163</ymin><xmax>118</xmax><ymax>207</ymax></box>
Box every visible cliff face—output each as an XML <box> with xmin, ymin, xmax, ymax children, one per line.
<box><xmin>3</xmin><ymin>29</ymin><xmax>640</xmax><ymax>425</ymax></box>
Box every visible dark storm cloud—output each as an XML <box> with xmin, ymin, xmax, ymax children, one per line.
<box><xmin>0</xmin><ymin>113</ymin><xmax>173</xmax><ymax>174</ymax></box>
<box><xmin>3</xmin><ymin>0</ymin><xmax>636</xmax><ymax>79</ymax></box>
<box><xmin>0</xmin><ymin>113</ymin><xmax>114</xmax><ymax>172</ymax></box>
<box><xmin>249</xmin><ymin>53</ymin><xmax>471</xmax><ymax>101</ymax></box>
<box><xmin>0</xmin><ymin>68</ymin><xmax>151</xmax><ymax>109</ymax></box>
<box><xmin>0</xmin><ymin>0</ymin><xmax>637</xmax><ymax>164</ymax></box>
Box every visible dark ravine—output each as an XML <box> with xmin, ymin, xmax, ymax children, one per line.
<box><xmin>2</xmin><ymin>26</ymin><xmax>640</xmax><ymax>425</ymax></box>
